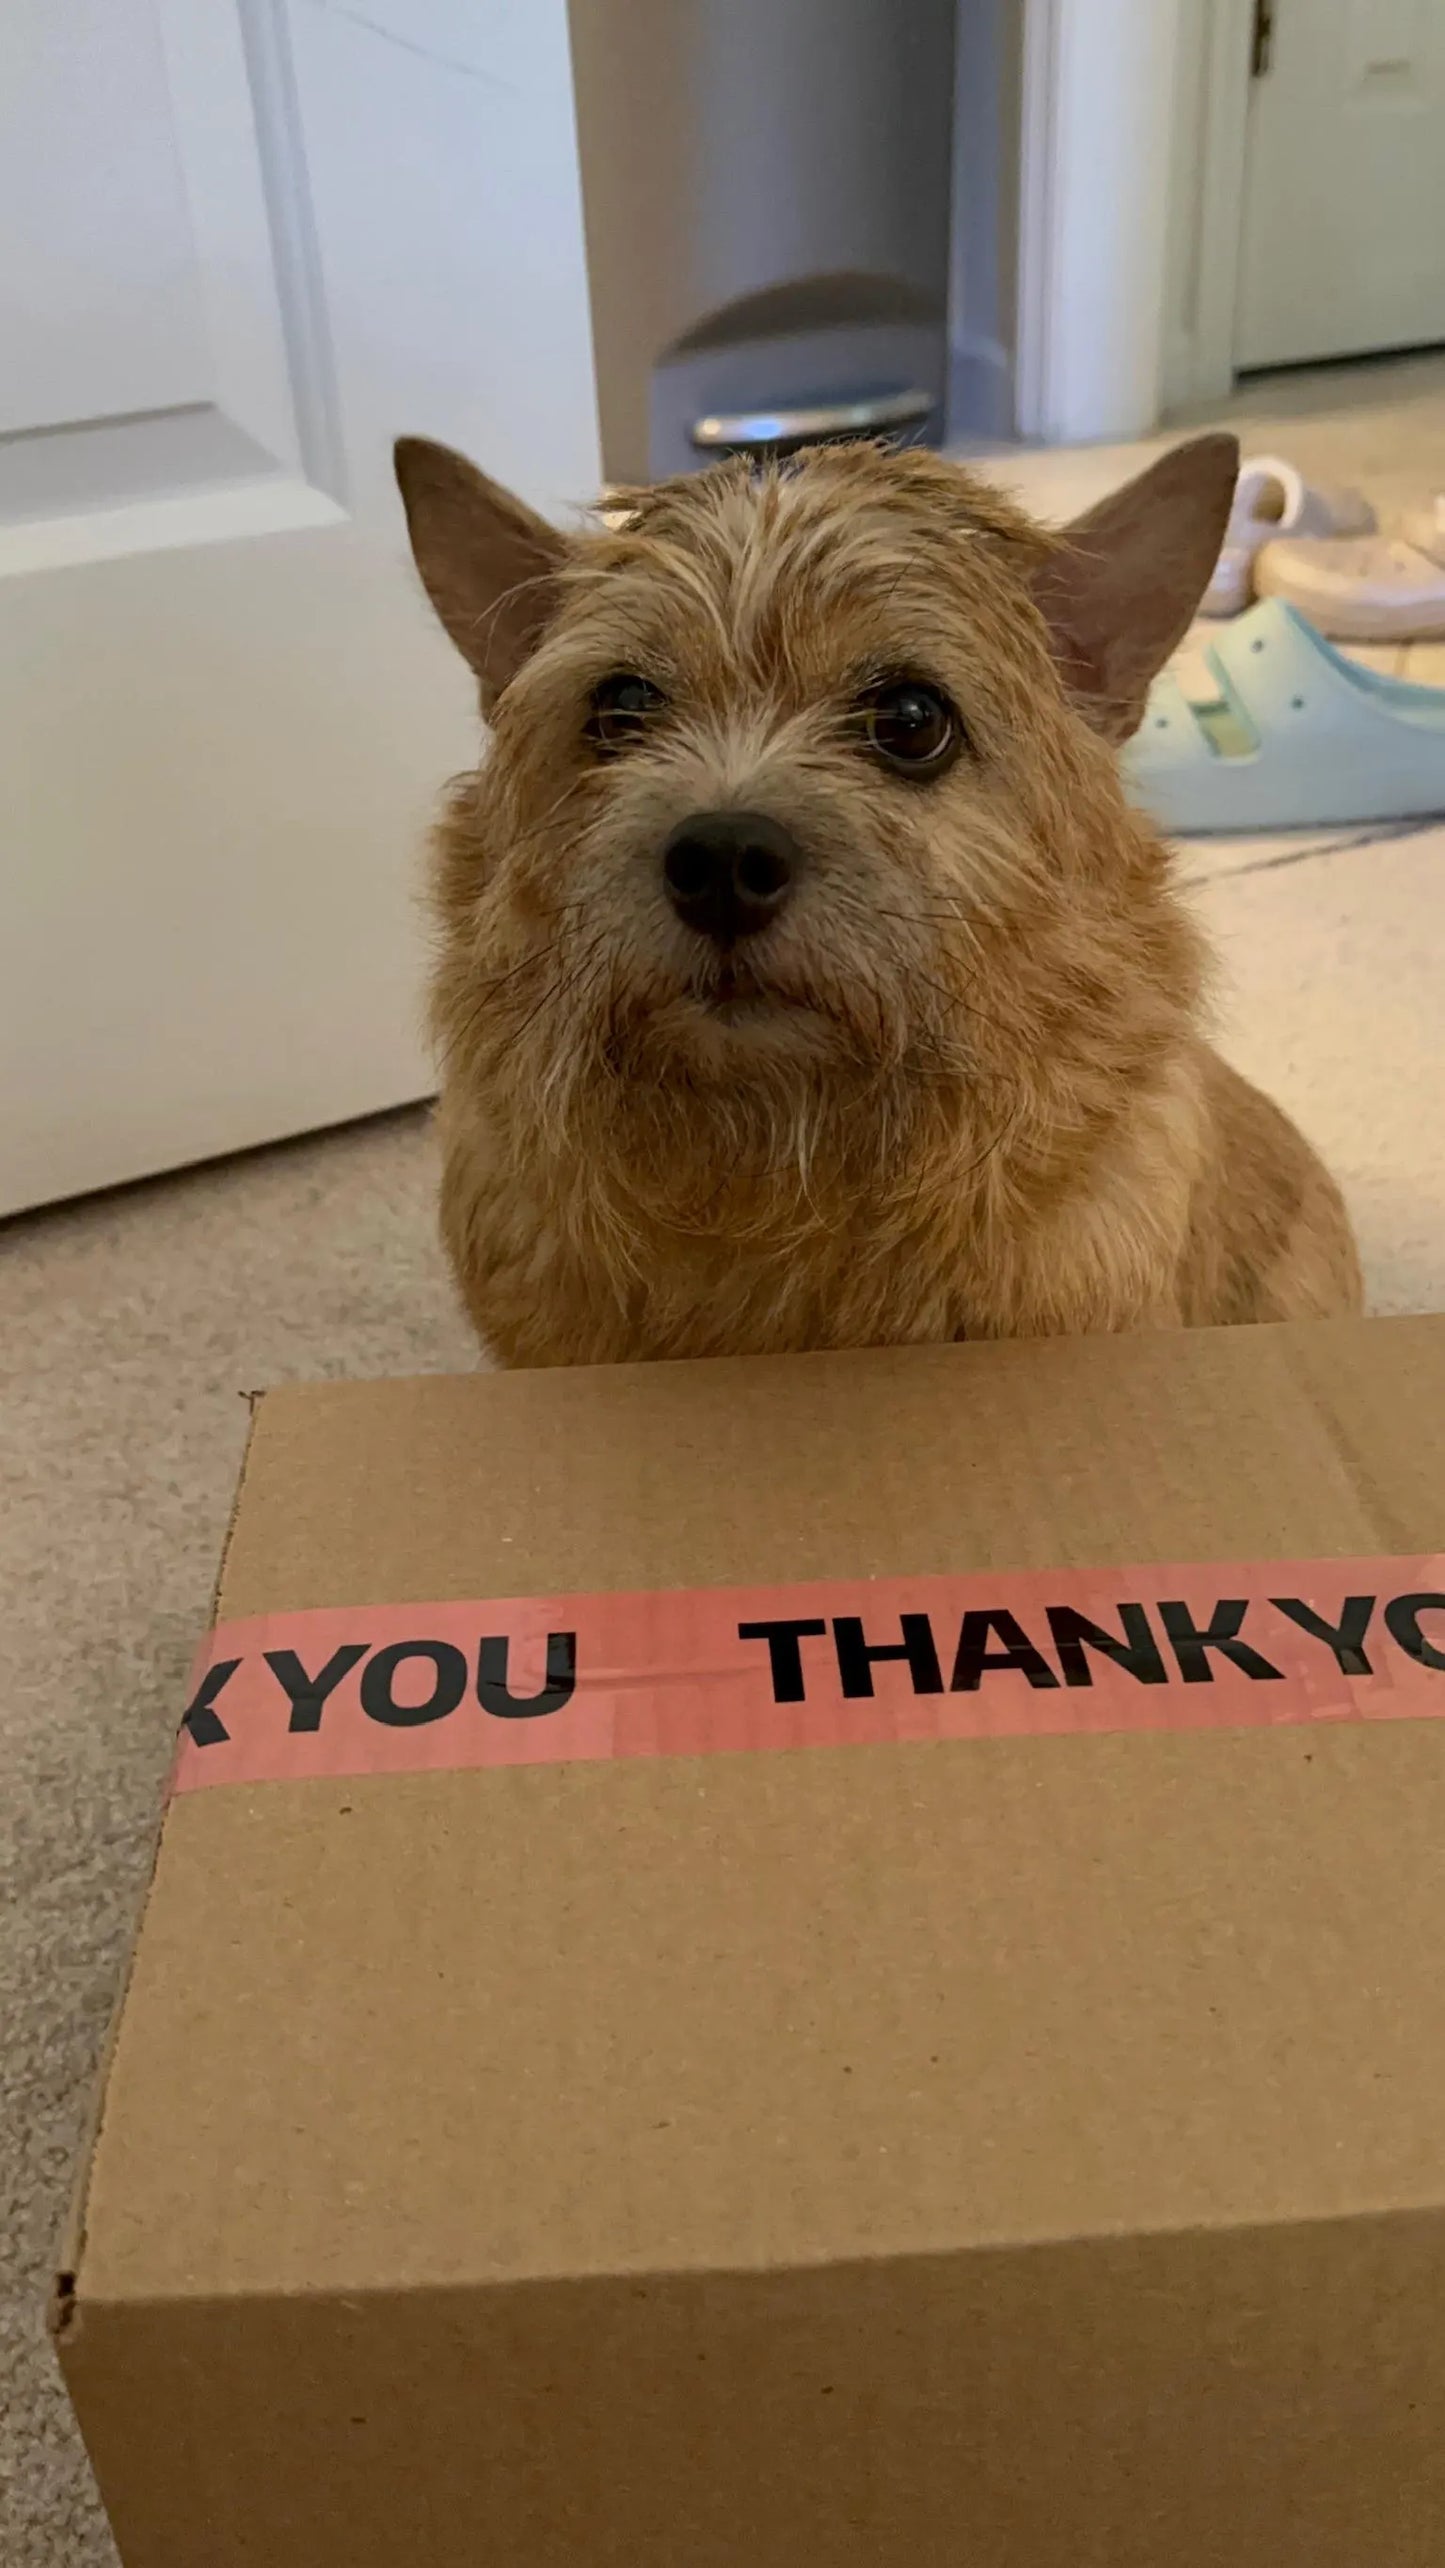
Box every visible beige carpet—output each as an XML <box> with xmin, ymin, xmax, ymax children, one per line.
<box><xmin>0</xmin><ymin>1114</ymin><xmax>477</xmax><ymax>2561</ymax></box>
<box><xmin>3</xmin><ymin>810</ymin><xmax>1443</xmax><ymax>2558</ymax></box>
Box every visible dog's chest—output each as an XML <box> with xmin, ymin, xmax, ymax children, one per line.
<box><xmin>498</xmin><ymin>1214</ymin><xmax>968</xmax><ymax>1366</ymax></box>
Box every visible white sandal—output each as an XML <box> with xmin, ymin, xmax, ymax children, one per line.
<box><xmin>1202</xmin><ymin>454</ymin><xmax>1376</xmax><ymax>619</ymax></box>
<box><xmin>1255</xmin><ymin>498</ymin><xmax>1445</xmax><ymax>642</ymax></box>
<box><xmin>1128</xmin><ymin>597</ymin><xmax>1445</xmax><ymax>835</ymax></box>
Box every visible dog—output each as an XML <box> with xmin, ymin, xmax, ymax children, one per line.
<box><xmin>394</xmin><ymin>430</ymin><xmax>1363</xmax><ymax>1366</ymax></box>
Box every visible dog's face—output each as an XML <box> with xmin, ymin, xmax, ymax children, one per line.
<box><xmin>397</xmin><ymin>435</ymin><xmax>1234</xmax><ymax>1226</ymax></box>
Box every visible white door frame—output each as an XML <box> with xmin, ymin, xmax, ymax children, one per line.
<box><xmin>1016</xmin><ymin>0</ymin><xmax>1254</xmax><ymax>444</ymax></box>
<box><xmin>1160</xmin><ymin>0</ymin><xmax>1257</xmax><ymax>412</ymax></box>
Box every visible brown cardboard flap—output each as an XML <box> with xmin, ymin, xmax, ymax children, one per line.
<box><xmin>59</xmin><ymin>2213</ymin><xmax>1445</xmax><ymax>2568</ymax></box>
<box><xmin>216</xmin><ymin>1319</ymin><xmax>1445</xmax><ymax>1616</ymax></box>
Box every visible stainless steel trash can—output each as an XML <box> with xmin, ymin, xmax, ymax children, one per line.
<box><xmin>568</xmin><ymin>0</ymin><xmax>962</xmax><ymax>483</ymax></box>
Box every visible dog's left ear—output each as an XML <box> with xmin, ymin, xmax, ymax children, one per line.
<box><xmin>1032</xmin><ymin>433</ymin><xmax>1239</xmax><ymax>742</ymax></box>
<box><xmin>394</xmin><ymin>436</ymin><xmax>570</xmax><ymax>711</ymax></box>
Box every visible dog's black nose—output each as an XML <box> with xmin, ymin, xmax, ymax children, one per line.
<box><xmin>661</xmin><ymin>810</ymin><xmax>797</xmax><ymax>942</ymax></box>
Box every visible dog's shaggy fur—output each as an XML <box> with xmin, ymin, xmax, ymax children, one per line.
<box><xmin>396</xmin><ymin>431</ymin><xmax>1362</xmax><ymax>1366</ymax></box>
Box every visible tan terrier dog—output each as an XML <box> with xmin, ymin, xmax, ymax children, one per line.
<box><xmin>396</xmin><ymin>431</ymin><xmax>1362</xmax><ymax>1366</ymax></box>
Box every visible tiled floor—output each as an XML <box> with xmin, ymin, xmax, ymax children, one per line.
<box><xmin>976</xmin><ymin>345</ymin><xmax>1445</xmax><ymax>516</ymax></box>
<box><xmin>976</xmin><ymin>346</ymin><xmax>1445</xmax><ymax>691</ymax></box>
<box><xmin>1197</xmin><ymin>345</ymin><xmax>1445</xmax><ymax>518</ymax></box>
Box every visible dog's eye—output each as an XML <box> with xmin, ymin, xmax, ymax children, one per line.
<box><xmin>587</xmin><ymin>671</ymin><xmax>667</xmax><ymax>750</ymax></box>
<box><xmin>859</xmin><ymin>679</ymin><xmax>961</xmax><ymax>775</ymax></box>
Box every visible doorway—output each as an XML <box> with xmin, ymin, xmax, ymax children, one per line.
<box><xmin>1163</xmin><ymin>0</ymin><xmax>1445</xmax><ymax>417</ymax></box>
<box><xmin>1235</xmin><ymin>0</ymin><xmax>1445</xmax><ymax>375</ymax></box>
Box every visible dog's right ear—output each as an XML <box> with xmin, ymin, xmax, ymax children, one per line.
<box><xmin>394</xmin><ymin>437</ymin><xmax>569</xmax><ymax>710</ymax></box>
<box><xmin>1031</xmin><ymin>433</ymin><xmax>1239</xmax><ymax>743</ymax></box>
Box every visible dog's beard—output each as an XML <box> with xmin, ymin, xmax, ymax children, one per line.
<box><xmin>492</xmin><ymin>935</ymin><xmax>981</xmax><ymax>1258</ymax></box>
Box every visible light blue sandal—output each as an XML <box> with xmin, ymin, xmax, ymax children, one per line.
<box><xmin>1124</xmin><ymin>597</ymin><xmax>1445</xmax><ymax>836</ymax></box>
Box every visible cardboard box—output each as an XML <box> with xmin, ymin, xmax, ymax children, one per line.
<box><xmin>57</xmin><ymin>1318</ymin><xmax>1445</xmax><ymax>2566</ymax></box>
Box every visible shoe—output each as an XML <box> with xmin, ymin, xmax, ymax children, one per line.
<box><xmin>1202</xmin><ymin>454</ymin><xmax>1375</xmax><ymax>618</ymax></box>
<box><xmin>1255</xmin><ymin>501</ymin><xmax>1445</xmax><ymax>641</ymax></box>
<box><xmin>1125</xmin><ymin>596</ymin><xmax>1445</xmax><ymax>835</ymax></box>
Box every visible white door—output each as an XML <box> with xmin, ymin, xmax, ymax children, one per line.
<box><xmin>0</xmin><ymin>0</ymin><xmax>601</xmax><ymax>1216</ymax></box>
<box><xmin>1234</xmin><ymin>0</ymin><xmax>1445</xmax><ymax>371</ymax></box>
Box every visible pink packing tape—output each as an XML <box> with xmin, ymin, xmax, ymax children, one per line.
<box><xmin>171</xmin><ymin>1555</ymin><xmax>1445</xmax><ymax>1794</ymax></box>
